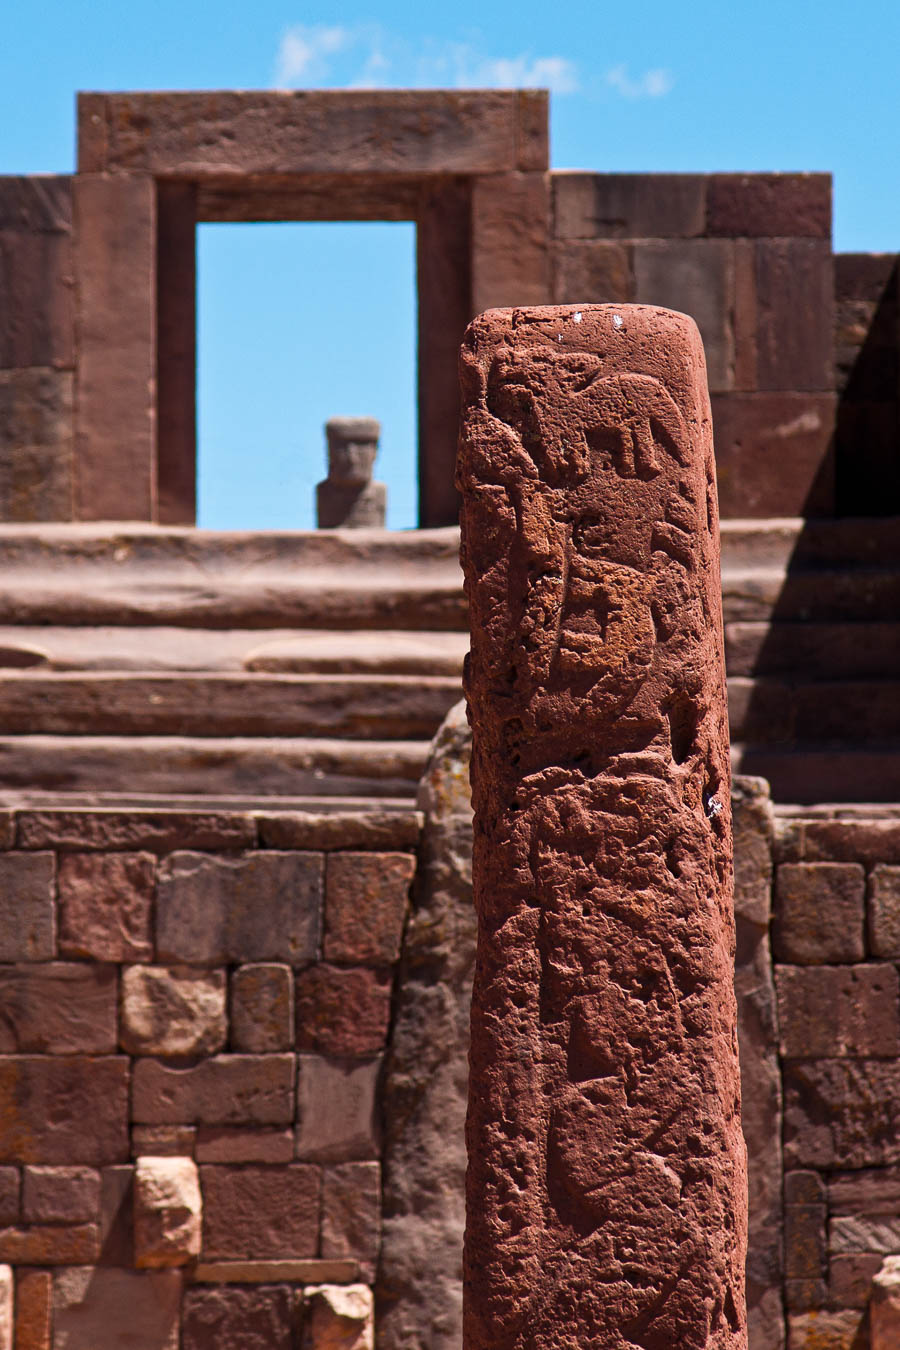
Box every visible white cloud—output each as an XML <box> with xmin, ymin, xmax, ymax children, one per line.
<box><xmin>605</xmin><ymin>64</ymin><xmax>674</xmax><ymax>99</ymax></box>
<box><xmin>272</xmin><ymin>25</ymin><xmax>578</xmax><ymax>95</ymax></box>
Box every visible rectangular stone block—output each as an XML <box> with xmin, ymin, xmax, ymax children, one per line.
<box><xmin>0</xmin><ymin>1172</ymin><xmax>17</xmax><ymax>1227</ymax></box>
<box><xmin>195</xmin><ymin>1128</ymin><xmax>294</xmax><ymax>1164</ymax></box>
<box><xmin>829</xmin><ymin>1165</ymin><xmax>900</xmax><ymax>1216</ymax></box>
<box><xmin>773</xmin><ymin>862</ymin><xmax>865</xmax><ymax>964</ymax></box>
<box><xmin>784</xmin><ymin>1060</ymin><xmax>900</xmax><ymax>1169</ymax></box>
<box><xmin>794</xmin><ymin>820</ymin><xmax>900</xmax><ymax>867</ymax></box>
<box><xmin>829</xmin><ymin>1252</ymin><xmax>883</xmax><ymax>1308</ymax></box>
<box><xmin>787</xmin><ymin>1310</ymin><xmax>865</xmax><ymax>1348</ymax></box>
<box><xmin>634</xmin><ymin>240</ymin><xmax>735</xmax><ymax>391</ymax></box>
<box><xmin>53</xmin><ymin>1267</ymin><xmax>181</xmax><ymax>1350</ymax></box>
<box><xmin>132</xmin><ymin>1054</ymin><xmax>295</xmax><ymax>1126</ymax></box>
<box><xmin>73</xmin><ymin>173</ymin><xmax>156</xmax><ymax>521</ymax></box>
<box><xmin>0</xmin><ymin>853</ymin><xmax>54</xmax><ymax>961</ymax></box>
<box><xmin>14</xmin><ymin>1268</ymin><xmax>51</xmax><ymax>1350</ymax></box>
<box><xmin>120</xmin><ymin>966</ymin><xmax>226</xmax><ymax>1058</ymax></box>
<box><xmin>131</xmin><ymin>1126</ymin><xmax>196</xmax><ymax>1158</ymax></box>
<box><xmin>869</xmin><ymin>865</ymin><xmax>900</xmax><ymax>957</ymax></box>
<box><xmin>0</xmin><ymin>1056</ymin><xmax>128</xmax><ymax>1163</ymax></box>
<box><xmin>321</xmin><ymin>1162</ymin><xmax>380</xmax><ymax>1278</ymax></box>
<box><xmin>199</xmin><ymin>1163</ymin><xmax>320</xmax><ymax>1260</ymax></box>
<box><xmin>230</xmin><ymin>965</ymin><xmax>293</xmax><ymax>1053</ymax></box>
<box><xmin>470</xmin><ymin>172</ymin><xmax>551</xmax><ymax>313</ymax></box>
<box><xmin>156</xmin><ymin>851</ymin><xmax>322</xmax><ymax>964</ymax></box>
<box><xmin>706</xmin><ymin>173</ymin><xmax>831</xmax><ymax>238</ymax></box>
<box><xmin>552</xmin><ymin>172</ymin><xmax>706</xmax><ymax>239</ymax></box>
<box><xmin>324</xmin><ymin>852</ymin><xmax>415</xmax><ymax>964</ymax></box>
<box><xmin>784</xmin><ymin>1202</ymin><xmax>826</xmax><ymax>1281</ymax></box>
<box><xmin>99</xmin><ymin>1164</ymin><xmax>134</xmax><ymax>1267</ymax></box>
<box><xmin>57</xmin><ymin>851</ymin><xmax>154</xmax><ymax>962</ymax></box>
<box><xmin>551</xmin><ymin>241</ymin><xmax>634</xmax><ymax>307</ymax></box>
<box><xmin>134</xmin><ymin>1155</ymin><xmax>201</xmax><ymax>1269</ymax></box>
<box><xmin>18</xmin><ymin>808</ymin><xmax>257</xmax><ymax>853</ymax></box>
<box><xmin>830</xmin><ymin>1215</ymin><xmax>900</xmax><ymax>1255</ymax></box>
<box><xmin>0</xmin><ymin>366</ymin><xmax>75</xmax><ymax>521</ymax></box>
<box><xmin>711</xmin><ymin>391</ymin><xmax>836</xmax><ymax>518</ymax></box>
<box><xmin>0</xmin><ymin>176</ymin><xmax>74</xmax><ymax>373</ymax></box>
<box><xmin>191</xmin><ymin>1259</ymin><xmax>358</xmax><ymax>1283</ymax></box>
<box><xmin>294</xmin><ymin>966</ymin><xmax>392</xmax><ymax>1057</ymax></box>
<box><xmin>78</xmin><ymin>90</ymin><xmax>546</xmax><ymax>176</ymax></box>
<box><xmin>257</xmin><ymin>810</ymin><xmax>420</xmax><ymax>852</ymax></box>
<box><xmin>22</xmin><ymin>1166</ymin><xmax>100</xmax><ymax>1223</ymax></box>
<box><xmin>776</xmin><ymin>964</ymin><xmax>900</xmax><ymax>1058</ymax></box>
<box><xmin>182</xmin><ymin>1284</ymin><xmax>294</xmax><ymax>1350</ymax></box>
<box><xmin>0</xmin><ymin>1225</ymin><xmax>99</xmax><ymax>1264</ymax></box>
<box><xmin>295</xmin><ymin>1056</ymin><xmax>381</xmax><ymax>1162</ymax></box>
<box><xmin>754</xmin><ymin>240</ymin><xmax>833</xmax><ymax>391</ymax></box>
<box><xmin>0</xmin><ymin>964</ymin><xmax>117</xmax><ymax>1053</ymax></box>
<box><xmin>0</xmin><ymin>1265</ymin><xmax>7</xmax><ymax>1350</ymax></box>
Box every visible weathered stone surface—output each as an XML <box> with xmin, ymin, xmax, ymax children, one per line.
<box><xmin>295</xmin><ymin>1056</ymin><xmax>381</xmax><ymax>1162</ymax></box>
<box><xmin>633</xmin><ymin>239</ymin><xmax>735</xmax><ymax>390</ymax></box>
<box><xmin>192</xmin><ymin>1259</ymin><xmax>357</xmax><ymax>1283</ymax></box>
<box><xmin>20</xmin><ymin>808</ymin><xmax>256</xmax><ymax>853</ymax></box>
<box><xmin>131</xmin><ymin>1126</ymin><xmax>196</xmax><ymax>1158</ymax></box>
<box><xmin>258</xmin><ymin>810</ymin><xmax>421</xmax><ymax>851</ymax></box>
<box><xmin>0</xmin><ymin>1266</ymin><xmax>9</xmax><ymax>1350</ymax></box>
<box><xmin>0</xmin><ymin>1225</ymin><xmax>99</xmax><ymax>1263</ymax></box>
<box><xmin>0</xmin><ymin>369</ymin><xmax>73</xmax><ymax>522</ymax></box>
<box><xmin>785</xmin><ymin>1310</ymin><xmax>865</xmax><ymax>1349</ymax></box>
<box><xmin>784</xmin><ymin>1060</ymin><xmax>900</xmax><ymax>1169</ymax></box>
<box><xmin>777</xmin><ymin>964</ymin><xmax>900</xmax><ymax>1059</ymax></box>
<box><xmin>182</xmin><ymin>1284</ymin><xmax>294</xmax><ymax>1350</ymax></box>
<box><xmin>99</xmin><ymin>1163</ymin><xmax>134</xmax><ymax>1266</ymax></box>
<box><xmin>830</xmin><ymin>1216</ymin><xmax>900</xmax><ymax>1255</ymax></box>
<box><xmin>302</xmin><ymin>1285</ymin><xmax>374</xmax><ymax>1350</ymax></box>
<box><xmin>553</xmin><ymin>172</ymin><xmax>706</xmax><ymax>240</ymax></box>
<box><xmin>195</xmin><ymin>1127</ymin><xmax>294</xmax><ymax>1164</ymax></box>
<box><xmin>132</xmin><ymin>1055</ymin><xmax>294</xmax><ymax>1126</ymax></box>
<box><xmin>53</xmin><ymin>1267</ymin><xmax>181</xmax><ymax>1350</ymax></box>
<box><xmin>324</xmin><ymin>852</ymin><xmax>415</xmax><ymax>963</ymax></box>
<box><xmin>22</xmin><ymin>1166</ymin><xmax>99</xmax><ymax>1223</ymax></box>
<box><xmin>134</xmin><ymin>1155</ymin><xmax>202</xmax><ymax>1268</ymax></box>
<box><xmin>0</xmin><ymin>964</ymin><xmax>116</xmax><ymax>1053</ymax></box>
<box><xmin>0</xmin><ymin>1172</ymin><xmax>16</xmax><ymax>1227</ymax></box>
<box><xmin>0</xmin><ymin>853</ymin><xmax>54</xmax><ymax>960</ymax></box>
<box><xmin>199</xmin><ymin>1164</ymin><xmax>319</xmax><ymax>1260</ymax></box>
<box><xmin>230</xmin><ymin>964</ymin><xmax>293</xmax><ymax>1053</ymax></box>
<box><xmin>711</xmin><ymin>392</ymin><xmax>835</xmax><ymax>519</ymax></box>
<box><xmin>294</xmin><ymin>966</ymin><xmax>392</xmax><ymax>1057</ymax></box>
<box><xmin>871</xmin><ymin>1255</ymin><xmax>900</xmax><ymax>1350</ymax></box>
<box><xmin>0</xmin><ymin>1056</ymin><xmax>128</xmax><ymax>1163</ymax></box>
<box><xmin>458</xmin><ymin>305</ymin><xmax>745</xmax><ymax>1346</ymax></box>
<box><xmin>378</xmin><ymin>700</ymin><xmax>474</xmax><ymax>1350</ymax></box>
<box><xmin>829</xmin><ymin>1252</ymin><xmax>882</xmax><ymax>1309</ymax></box>
<box><xmin>57</xmin><ymin>851</ymin><xmax>154</xmax><ymax>962</ymax></box>
<box><xmin>14</xmin><ymin>1267</ymin><xmax>51</xmax><ymax>1350</ymax></box>
<box><xmin>773</xmin><ymin>863</ymin><xmax>866</xmax><ymax>964</ymax></box>
<box><xmin>868</xmin><ymin>864</ymin><xmax>900</xmax><ymax>957</ymax></box>
<box><xmin>321</xmin><ymin>1162</ymin><xmax>380</xmax><ymax>1277</ymax></box>
<box><xmin>157</xmin><ymin>851</ymin><xmax>322</xmax><ymax>963</ymax></box>
<box><xmin>705</xmin><ymin>174</ymin><xmax>831</xmax><ymax>238</ymax></box>
<box><xmin>120</xmin><ymin>966</ymin><xmax>226</xmax><ymax>1057</ymax></box>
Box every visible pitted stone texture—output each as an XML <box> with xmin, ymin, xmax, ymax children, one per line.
<box><xmin>324</xmin><ymin>852</ymin><xmax>415</xmax><ymax>963</ymax></box>
<box><xmin>22</xmin><ymin>1167</ymin><xmax>100</xmax><ymax>1224</ymax></box>
<box><xmin>57</xmin><ymin>851</ymin><xmax>154</xmax><ymax>962</ymax></box>
<box><xmin>0</xmin><ymin>853</ymin><xmax>55</xmax><ymax>961</ymax></box>
<box><xmin>458</xmin><ymin>305</ymin><xmax>745</xmax><ymax>1349</ymax></box>
<box><xmin>200</xmin><ymin>1164</ymin><xmax>320</xmax><ymax>1260</ymax></box>
<box><xmin>133</xmin><ymin>1155</ymin><xmax>202</xmax><ymax>1268</ymax></box>
<box><xmin>0</xmin><ymin>1056</ymin><xmax>128</xmax><ymax>1164</ymax></box>
<box><xmin>302</xmin><ymin>1285</ymin><xmax>374</xmax><ymax>1350</ymax></box>
<box><xmin>52</xmin><ymin>1267</ymin><xmax>181</xmax><ymax>1350</ymax></box>
<box><xmin>230</xmin><ymin>964</ymin><xmax>293</xmax><ymax>1052</ymax></box>
<box><xmin>120</xmin><ymin>966</ymin><xmax>226</xmax><ymax>1057</ymax></box>
<box><xmin>182</xmin><ymin>1284</ymin><xmax>295</xmax><ymax>1349</ymax></box>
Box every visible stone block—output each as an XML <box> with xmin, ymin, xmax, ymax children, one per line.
<box><xmin>156</xmin><ymin>851</ymin><xmax>322</xmax><ymax>964</ymax></box>
<box><xmin>732</xmin><ymin>776</ymin><xmax>774</xmax><ymax>925</ymax></box>
<box><xmin>99</xmin><ymin>1164</ymin><xmax>134</xmax><ymax>1267</ymax></box>
<box><xmin>57</xmin><ymin>851</ymin><xmax>154</xmax><ymax>962</ymax></box>
<box><xmin>0</xmin><ymin>964</ymin><xmax>117</xmax><ymax>1053</ymax></box>
<box><xmin>830</xmin><ymin>1215</ymin><xmax>900</xmax><ymax>1254</ymax></box>
<box><xmin>132</xmin><ymin>1055</ymin><xmax>295</xmax><ymax>1126</ymax></box>
<box><xmin>711</xmin><ymin>391</ymin><xmax>836</xmax><ymax>518</ymax></box>
<box><xmin>754</xmin><ymin>240</ymin><xmax>833</xmax><ymax>391</ymax></box>
<box><xmin>0</xmin><ymin>1266</ymin><xmax>8</xmax><ymax>1350</ymax></box>
<box><xmin>0</xmin><ymin>1225</ymin><xmax>98</xmax><ymax>1263</ymax></box>
<box><xmin>302</xmin><ymin>1285</ymin><xmax>374</xmax><ymax>1350</ymax></box>
<box><xmin>200</xmin><ymin>1164</ymin><xmax>320</xmax><ymax>1260</ymax></box>
<box><xmin>134</xmin><ymin>1155</ymin><xmax>202</xmax><ymax>1268</ymax></box>
<box><xmin>829</xmin><ymin>1252</ymin><xmax>882</xmax><ymax>1308</ymax></box>
<box><xmin>0</xmin><ymin>369</ymin><xmax>73</xmax><ymax>522</ymax></box>
<box><xmin>785</xmin><ymin>1201</ymin><xmax>826</xmax><ymax>1282</ymax></box>
<box><xmin>784</xmin><ymin>1279</ymin><xmax>826</xmax><ymax>1314</ymax></box>
<box><xmin>321</xmin><ymin>1163</ymin><xmax>380</xmax><ymax>1278</ymax></box>
<box><xmin>295</xmin><ymin>967</ymin><xmax>392</xmax><ymax>1058</ymax></box>
<box><xmin>257</xmin><ymin>811</ymin><xmax>420</xmax><ymax>852</ymax></box>
<box><xmin>182</xmin><ymin>1284</ymin><xmax>295</xmax><ymax>1350</ymax></box>
<box><xmin>829</xmin><ymin>1164</ymin><xmax>900</xmax><ymax>1216</ymax></box>
<box><xmin>551</xmin><ymin>241</ymin><xmax>634</xmax><ymax>306</ymax></box>
<box><xmin>120</xmin><ymin>966</ymin><xmax>226</xmax><ymax>1057</ymax></box>
<box><xmin>295</xmin><ymin>1057</ymin><xmax>381</xmax><ymax>1162</ymax></box>
<box><xmin>871</xmin><ymin>1255</ymin><xmax>900</xmax><ymax>1350</ymax></box>
<box><xmin>869</xmin><ymin>865</ymin><xmax>900</xmax><ymax>958</ymax></box>
<box><xmin>0</xmin><ymin>176</ymin><xmax>73</xmax><ymax>372</ymax></box>
<box><xmin>20</xmin><ymin>809</ymin><xmax>256</xmax><ymax>853</ymax></box>
<box><xmin>798</xmin><ymin>821</ymin><xmax>900</xmax><ymax>867</ymax></box>
<box><xmin>706</xmin><ymin>173</ymin><xmax>831</xmax><ymax>238</ymax></box>
<box><xmin>470</xmin><ymin>172</ymin><xmax>551</xmax><ymax>313</ymax></box>
<box><xmin>131</xmin><ymin>1126</ymin><xmax>196</xmax><ymax>1158</ymax></box>
<box><xmin>22</xmin><ymin>1166</ymin><xmax>99</xmax><ymax>1224</ymax></box>
<box><xmin>785</xmin><ymin>1171</ymin><xmax>826</xmax><ymax>1206</ymax></box>
<box><xmin>552</xmin><ymin>172</ymin><xmax>706</xmax><ymax>239</ymax></box>
<box><xmin>786</xmin><ymin>1310</ymin><xmax>864</xmax><ymax>1349</ymax></box>
<box><xmin>0</xmin><ymin>1056</ymin><xmax>128</xmax><ymax>1163</ymax></box>
<box><xmin>784</xmin><ymin>1060</ymin><xmax>900</xmax><ymax>1169</ymax></box>
<box><xmin>776</xmin><ymin>964</ymin><xmax>900</xmax><ymax>1058</ymax></box>
<box><xmin>192</xmin><ymin>1259</ymin><xmax>357</xmax><ymax>1283</ymax></box>
<box><xmin>14</xmin><ymin>1267</ymin><xmax>51</xmax><ymax>1350</ymax></box>
<box><xmin>773</xmin><ymin>863</ymin><xmax>866</xmax><ymax>964</ymax></box>
<box><xmin>230</xmin><ymin>964</ymin><xmax>293</xmax><ymax>1053</ymax></box>
<box><xmin>195</xmin><ymin>1128</ymin><xmax>294</xmax><ymax>1164</ymax></box>
<box><xmin>52</xmin><ymin>1267</ymin><xmax>181</xmax><ymax>1350</ymax></box>
<box><xmin>633</xmin><ymin>239</ymin><xmax>735</xmax><ymax>391</ymax></box>
<box><xmin>0</xmin><ymin>853</ymin><xmax>54</xmax><ymax>960</ymax></box>
<box><xmin>324</xmin><ymin>853</ymin><xmax>415</xmax><ymax>964</ymax></box>
<box><xmin>0</xmin><ymin>1173</ymin><xmax>16</xmax><ymax>1227</ymax></box>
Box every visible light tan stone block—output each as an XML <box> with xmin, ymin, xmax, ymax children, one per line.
<box><xmin>302</xmin><ymin>1285</ymin><xmax>373</xmax><ymax>1350</ymax></box>
<box><xmin>134</xmin><ymin>1156</ymin><xmax>201</xmax><ymax>1269</ymax></box>
<box><xmin>121</xmin><ymin>967</ymin><xmax>226</xmax><ymax>1057</ymax></box>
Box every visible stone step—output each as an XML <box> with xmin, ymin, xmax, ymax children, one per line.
<box><xmin>720</xmin><ymin>517</ymin><xmax>900</xmax><ymax>571</ymax></box>
<box><xmin>0</xmin><ymin>672</ymin><xmax>462</xmax><ymax>739</ymax></box>
<box><xmin>0</xmin><ymin>627</ymin><xmax>469</xmax><ymax>675</ymax></box>
<box><xmin>721</xmin><ymin>567</ymin><xmax>900</xmax><ymax>624</ymax></box>
<box><xmin>733</xmin><ymin>743</ymin><xmax>900</xmax><ymax>805</ymax></box>
<box><xmin>728</xmin><ymin>677</ymin><xmax>900</xmax><ymax>744</ymax></box>
<box><xmin>725</xmin><ymin>621</ymin><xmax>900</xmax><ymax>679</ymax></box>
<box><xmin>0</xmin><ymin>736</ymin><xmax>430</xmax><ymax>798</ymax></box>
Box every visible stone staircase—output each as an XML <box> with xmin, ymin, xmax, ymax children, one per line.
<box><xmin>0</xmin><ymin>518</ymin><xmax>897</xmax><ymax>806</ymax></box>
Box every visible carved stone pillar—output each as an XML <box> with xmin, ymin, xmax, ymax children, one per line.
<box><xmin>458</xmin><ymin>304</ymin><xmax>747</xmax><ymax>1349</ymax></box>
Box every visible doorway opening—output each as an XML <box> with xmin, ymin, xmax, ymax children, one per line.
<box><xmin>197</xmin><ymin>221</ymin><xmax>417</xmax><ymax>530</ymax></box>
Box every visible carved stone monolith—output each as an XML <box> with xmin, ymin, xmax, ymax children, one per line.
<box><xmin>316</xmin><ymin>417</ymin><xmax>387</xmax><ymax>528</ymax></box>
<box><xmin>458</xmin><ymin>304</ymin><xmax>747</xmax><ymax>1350</ymax></box>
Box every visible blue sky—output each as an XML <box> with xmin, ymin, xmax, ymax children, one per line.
<box><xmin>2</xmin><ymin>1</ymin><xmax>898</xmax><ymax>528</ymax></box>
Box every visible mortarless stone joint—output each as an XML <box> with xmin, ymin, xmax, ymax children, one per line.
<box><xmin>458</xmin><ymin>303</ymin><xmax>747</xmax><ymax>1350</ymax></box>
<box><xmin>316</xmin><ymin>417</ymin><xmax>387</xmax><ymax>529</ymax></box>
